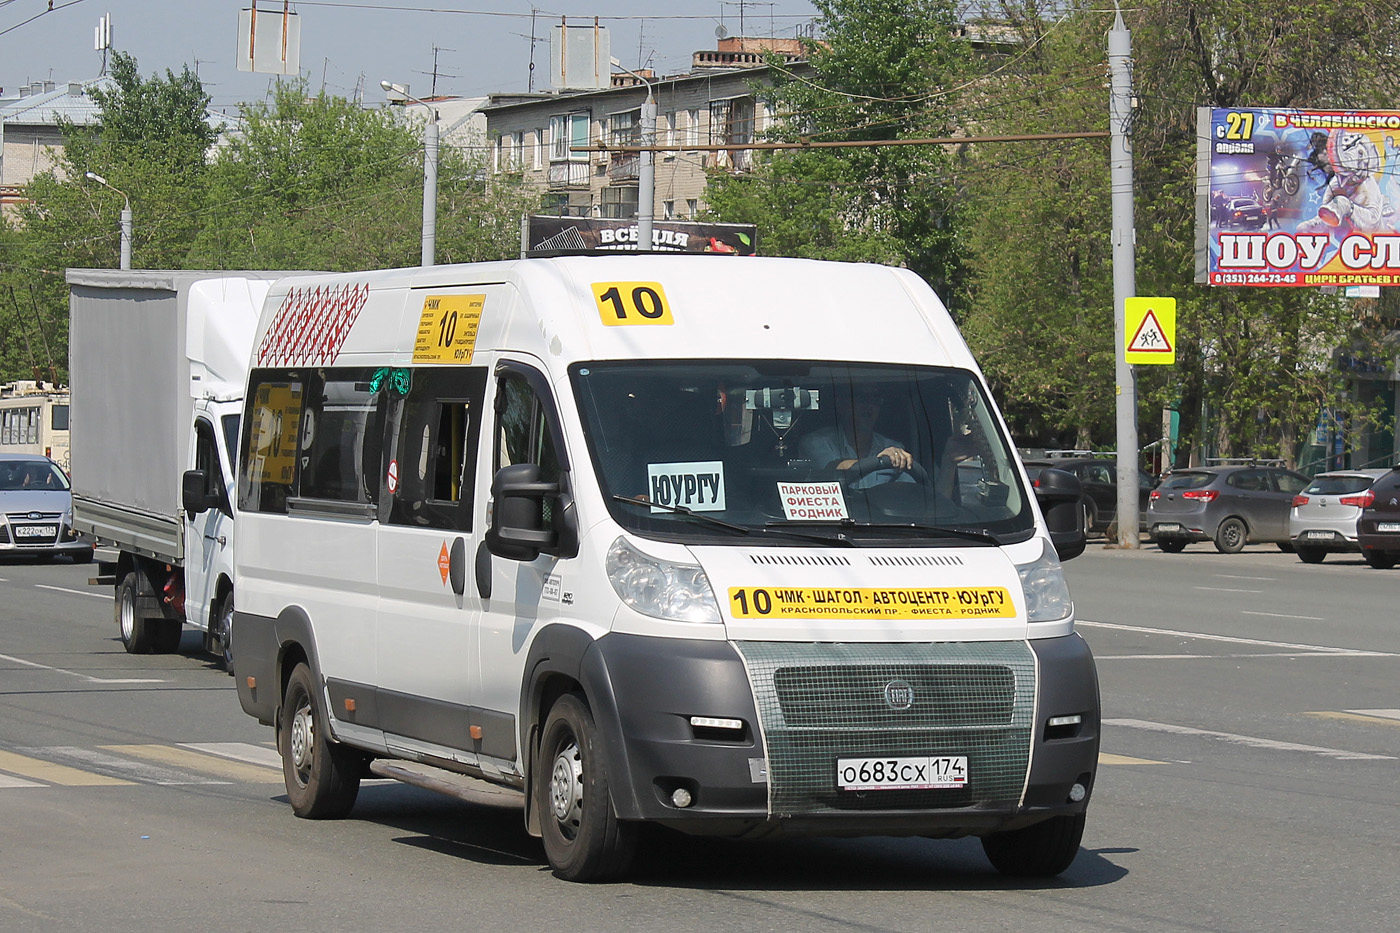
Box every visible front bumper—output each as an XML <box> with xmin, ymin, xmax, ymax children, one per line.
<box><xmin>584</xmin><ymin>631</ymin><xmax>1100</xmax><ymax>838</ymax></box>
<box><xmin>0</xmin><ymin>514</ymin><xmax>93</xmax><ymax>559</ymax></box>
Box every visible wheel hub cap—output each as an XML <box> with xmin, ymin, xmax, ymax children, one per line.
<box><xmin>290</xmin><ymin>703</ymin><xmax>314</xmax><ymax>773</ymax></box>
<box><xmin>549</xmin><ymin>743</ymin><xmax>583</xmax><ymax>825</ymax></box>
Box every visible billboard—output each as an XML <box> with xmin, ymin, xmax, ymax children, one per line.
<box><xmin>1197</xmin><ymin>108</ymin><xmax>1400</xmax><ymax>287</ymax></box>
<box><xmin>526</xmin><ymin>216</ymin><xmax>757</xmax><ymax>256</ymax></box>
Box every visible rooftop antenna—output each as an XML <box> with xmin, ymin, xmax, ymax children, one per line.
<box><xmin>94</xmin><ymin>13</ymin><xmax>113</xmax><ymax>75</ymax></box>
<box><xmin>415</xmin><ymin>46</ymin><xmax>456</xmax><ymax>97</ymax></box>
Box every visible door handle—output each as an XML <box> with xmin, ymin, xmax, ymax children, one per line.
<box><xmin>448</xmin><ymin>537</ymin><xmax>467</xmax><ymax>596</ymax></box>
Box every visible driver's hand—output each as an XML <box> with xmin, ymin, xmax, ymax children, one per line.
<box><xmin>879</xmin><ymin>446</ymin><xmax>913</xmax><ymax>470</ymax></box>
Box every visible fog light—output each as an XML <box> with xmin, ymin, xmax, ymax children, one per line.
<box><xmin>671</xmin><ymin>787</ymin><xmax>694</xmax><ymax>808</ymax></box>
<box><xmin>1047</xmin><ymin>714</ymin><xmax>1082</xmax><ymax>728</ymax></box>
<box><xmin>689</xmin><ymin>716</ymin><xmax>743</xmax><ymax>731</ymax></box>
<box><xmin>1069</xmin><ymin>782</ymin><xmax>1087</xmax><ymax>803</ymax></box>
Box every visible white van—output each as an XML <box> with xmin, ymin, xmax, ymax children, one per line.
<box><xmin>232</xmin><ymin>256</ymin><xmax>1097</xmax><ymax>882</ymax></box>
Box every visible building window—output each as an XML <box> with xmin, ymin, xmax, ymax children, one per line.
<box><xmin>663</xmin><ymin>200</ymin><xmax>675</xmax><ymax>220</ymax></box>
<box><xmin>709</xmin><ymin>97</ymin><xmax>755</xmax><ymax>170</ymax></box>
<box><xmin>533</xmin><ymin>128</ymin><xmax>545</xmax><ymax>169</ymax></box>
<box><xmin>686</xmin><ymin>198</ymin><xmax>699</xmax><ymax>219</ymax></box>
<box><xmin>550</xmin><ymin>112</ymin><xmax>590</xmax><ymax>161</ymax></box>
<box><xmin>600</xmin><ymin>186</ymin><xmax>639</xmax><ymax>219</ymax></box>
<box><xmin>609</xmin><ymin>109</ymin><xmax>639</xmax><ymax>146</ymax></box>
<box><xmin>687</xmin><ymin>109</ymin><xmax>702</xmax><ymax>145</ymax></box>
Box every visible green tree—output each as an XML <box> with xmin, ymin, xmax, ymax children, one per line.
<box><xmin>705</xmin><ymin>0</ymin><xmax>970</xmax><ymax>291</ymax></box>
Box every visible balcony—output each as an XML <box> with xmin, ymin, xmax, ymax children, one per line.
<box><xmin>608</xmin><ymin>152</ymin><xmax>640</xmax><ymax>181</ymax></box>
<box><xmin>548</xmin><ymin>161</ymin><xmax>591</xmax><ymax>189</ymax></box>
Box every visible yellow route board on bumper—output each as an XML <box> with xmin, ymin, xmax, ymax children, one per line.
<box><xmin>728</xmin><ymin>586</ymin><xmax>1015</xmax><ymax>620</ymax></box>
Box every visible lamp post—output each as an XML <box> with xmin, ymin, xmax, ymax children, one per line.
<box><xmin>609</xmin><ymin>58</ymin><xmax>656</xmax><ymax>252</ymax></box>
<box><xmin>84</xmin><ymin>171</ymin><xmax>131</xmax><ymax>270</ymax></box>
<box><xmin>382</xmin><ymin>80</ymin><xmax>438</xmax><ymax>267</ymax></box>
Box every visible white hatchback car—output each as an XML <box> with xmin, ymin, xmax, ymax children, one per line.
<box><xmin>1289</xmin><ymin>469</ymin><xmax>1390</xmax><ymax>563</ymax></box>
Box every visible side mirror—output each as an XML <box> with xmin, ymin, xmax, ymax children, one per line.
<box><xmin>182</xmin><ymin>470</ymin><xmax>213</xmax><ymax>516</ymax></box>
<box><xmin>485</xmin><ymin>463</ymin><xmax>559</xmax><ymax>562</ymax></box>
<box><xmin>1033</xmin><ymin>467</ymin><xmax>1086</xmax><ymax>561</ymax></box>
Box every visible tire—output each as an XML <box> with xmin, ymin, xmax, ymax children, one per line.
<box><xmin>1157</xmin><ymin>538</ymin><xmax>1187</xmax><ymax>554</ymax></box>
<box><xmin>1276</xmin><ymin>541</ymin><xmax>1295</xmax><ymax>554</ymax></box>
<box><xmin>536</xmin><ymin>693</ymin><xmax>637</xmax><ymax>882</ymax></box>
<box><xmin>982</xmin><ymin>812</ymin><xmax>1086</xmax><ymax>877</ymax></box>
<box><xmin>214</xmin><ymin>591</ymin><xmax>235</xmax><ymax>675</ymax></box>
<box><xmin>71</xmin><ymin>548</ymin><xmax>94</xmax><ymax>565</ymax></box>
<box><xmin>116</xmin><ymin>572</ymin><xmax>156</xmax><ymax>654</ymax></box>
<box><xmin>1214</xmin><ymin>517</ymin><xmax>1247</xmax><ymax>554</ymax></box>
<box><xmin>1365</xmin><ymin>550</ymin><xmax>1398</xmax><ymax>570</ymax></box>
<box><xmin>152</xmin><ymin>619</ymin><xmax>184</xmax><ymax>653</ymax></box>
<box><xmin>1296</xmin><ymin>547</ymin><xmax>1325</xmax><ymax>564</ymax></box>
<box><xmin>279</xmin><ymin>662</ymin><xmax>361</xmax><ymax>819</ymax></box>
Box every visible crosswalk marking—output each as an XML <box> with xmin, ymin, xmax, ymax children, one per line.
<box><xmin>1099</xmin><ymin>752</ymin><xmax>1164</xmax><ymax>766</ymax></box>
<box><xmin>1307</xmin><ymin>710</ymin><xmax>1400</xmax><ymax>729</ymax></box>
<box><xmin>102</xmin><ymin>744</ymin><xmax>281</xmax><ymax>784</ymax></box>
<box><xmin>0</xmin><ymin>772</ymin><xmax>45</xmax><ymax>788</ymax></box>
<box><xmin>0</xmin><ymin>748</ymin><xmax>132</xmax><ymax>786</ymax></box>
<box><xmin>24</xmin><ymin>746</ymin><xmax>231</xmax><ymax>785</ymax></box>
<box><xmin>180</xmin><ymin>742</ymin><xmax>282</xmax><ymax>770</ymax></box>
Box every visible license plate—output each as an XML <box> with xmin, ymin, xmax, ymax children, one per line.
<box><xmin>1155</xmin><ymin>523</ymin><xmax>1182</xmax><ymax>533</ymax></box>
<box><xmin>13</xmin><ymin>525</ymin><xmax>56</xmax><ymax>539</ymax></box>
<box><xmin>1379</xmin><ymin>522</ymin><xmax>1400</xmax><ymax>533</ymax></box>
<box><xmin>836</xmin><ymin>756</ymin><xmax>968</xmax><ymax>791</ymax></box>
<box><xmin>1306</xmin><ymin>531</ymin><xmax>1335</xmax><ymax>540</ymax></box>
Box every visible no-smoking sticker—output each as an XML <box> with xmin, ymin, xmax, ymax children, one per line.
<box><xmin>387</xmin><ymin>459</ymin><xmax>400</xmax><ymax>494</ymax></box>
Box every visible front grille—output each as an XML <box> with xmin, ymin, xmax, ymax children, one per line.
<box><xmin>4</xmin><ymin>511</ymin><xmax>62</xmax><ymax>547</ymax></box>
<box><xmin>736</xmin><ymin>641</ymin><xmax>1036</xmax><ymax>817</ymax></box>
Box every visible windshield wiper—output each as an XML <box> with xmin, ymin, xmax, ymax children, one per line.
<box><xmin>766</xmin><ymin>519</ymin><xmax>1000</xmax><ymax>545</ymax></box>
<box><xmin>612</xmin><ymin>495</ymin><xmax>750</xmax><ymax>534</ymax></box>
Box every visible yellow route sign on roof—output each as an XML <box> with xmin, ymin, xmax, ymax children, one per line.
<box><xmin>1125</xmin><ymin>297</ymin><xmax>1176</xmax><ymax>365</ymax></box>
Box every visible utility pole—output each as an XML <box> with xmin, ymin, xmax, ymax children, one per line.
<box><xmin>1109</xmin><ymin>6</ymin><xmax>1140</xmax><ymax>547</ymax></box>
<box><xmin>382</xmin><ymin>81</ymin><xmax>438</xmax><ymax>267</ymax></box>
<box><xmin>610</xmin><ymin>58</ymin><xmax>655</xmax><ymax>251</ymax></box>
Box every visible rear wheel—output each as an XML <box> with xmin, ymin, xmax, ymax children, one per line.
<box><xmin>537</xmin><ymin>693</ymin><xmax>637</xmax><ymax>882</ymax></box>
<box><xmin>1214</xmin><ymin>517</ymin><xmax>1247</xmax><ymax>554</ymax></box>
<box><xmin>1157</xmin><ymin>538</ymin><xmax>1187</xmax><ymax>553</ymax></box>
<box><xmin>1365</xmin><ymin>550</ymin><xmax>1398</xmax><ymax>570</ymax></box>
<box><xmin>116</xmin><ymin>572</ymin><xmax>155</xmax><ymax>654</ymax></box>
<box><xmin>152</xmin><ymin>619</ymin><xmax>183</xmax><ymax>653</ymax></box>
<box><xmin>1296</xmin><ymin>547</ymin><xmax>1326</xmax><ymax>564</ymax></box>
<box><xmin>1276</xmin><ymin>541</ymin><xmax>1295</xmax><ymax>554</ymax></box>
<box><xmin>279</xmin><ymin>662</ymin><xmax>361</xmax><ymax>819</ymax></box>
<box><xmin>214</xmin><ymin>591</ymin><xmax>235</xmax><ymax>674</ymax></box>
<box><xmin>982</xmin><ymin>812</ymin><xmax>1086</xmax><ymax>877</ymax></box>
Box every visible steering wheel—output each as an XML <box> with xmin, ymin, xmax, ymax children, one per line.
<box><xmin>844</xmin><ymin>454</ymin><xmax>929</xmax><ymax>485</ymax></box>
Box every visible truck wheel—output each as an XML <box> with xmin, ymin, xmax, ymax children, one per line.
<box><xmin>536</xmin><ymin>693</ymin><xmax>637</xmax><ymax>882</ymax></box>
<box><xmin>279</xmin><ymin>662</ymin><xmax>360</xmax><ymax>819</ymax></box>
<box><xmin>116</xmin><ymin>572</ymin><xmax>156</xmax><ymax>654</ymax></box>
<box><xmin>214</xmin><ymin>592</ymin><xmax>235</xmax><ymax>675</ymax></box>
<box><xmin>1214</xmin><ymin>517</ymin><xmax>1247</xmax><ymax>554</ymax></box>
<box><xmin>1296</xmin><ymin>547</ymin><xmax>1325</xmax><ymax>564</ymax></box>
<box><xmin>981</xmin><ymin>812</ymin><xmax>1086</xmax><ymax>877</ymax></box>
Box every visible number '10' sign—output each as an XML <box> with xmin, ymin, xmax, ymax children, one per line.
<box><xmin>591</xmin><ymin>282</ymin><xmax>674</xmax><ymax>326</ymax></box>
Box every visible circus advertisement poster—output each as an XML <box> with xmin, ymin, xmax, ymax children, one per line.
<box><xmin>1198</xmin><ymin>108</ymin><xmax>1400</xmax><ymax>287</ymax></box>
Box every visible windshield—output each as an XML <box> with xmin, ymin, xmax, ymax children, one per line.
<box><xmin>571</xmin><ymin>361</ymin><xmax>1034</xmax><ymax>544</ymax></box>
<box><xmin>0</xmin><ymin>459</ymin><xmax>69</xmax><ymax>491</ymax></box>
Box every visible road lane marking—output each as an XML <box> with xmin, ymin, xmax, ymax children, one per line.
<box><xmin>1212</xmin><ymin>574</ymin><xmax>1276</xmax><ymax>581</ymax></box>
<box><xmin>103</xmin><ymin>744</ymin><xmax>280</xmax><ymax>784</ymax></box>
<box><xmin>0</xmin><ymin>652</ymin><xmax>165</xmax><ymax>685</ymax></box>
<box><xmin>1104</xmin><ymin>718</ymin><xmax>1395</xmax><ymax>761</ymax></box>
<box><xmin>0</xmin><ymin>773</ymin><xmax>45</xmax><ymax>788</ymax></box>
<box><xmin>27</xmin><ymin>747</ymin><xmax>231</xmax><ymax>785</ymax></box>
<box><xmin>1350</xmin><ymin>709</ymin><xmax>1400</xmax><ymax>720</ymax></box>
<box><xmin>1192</xmin><ymin>586</ymin><xmax>1262</xmax><ymax>594</ymax></box>
<box><xmin>1241</xmin><ymin>610</ymin><xmax>1325</xmax><ymax>621</ymax></box>
<box><xmin>1077</xmin><ymin>620</ymin><xmax>1398</xmax><ymax>657</ymax></box>
<box><xmin>180</xmin><ymin>742</ymin><xmax>282</xmax><ymax>770</ymax></box>
<box><xmin>1099</xmin><ymin>753</ymin><xmax>1164</xmax><ymax>765</ymax></box>
<box><xmin>33</xmin><ymin>584</ymin><xmax>108</xmax><ymax>600</ymax></box>
<box><xmin>1306</xmin><ymin>711</ymin><xmax>1400</xmax><ymax>728</ymax></box>
<box><xmin>0</xmin><ymin>749</ymin><xmax>132</xmax><ymax>786</ymax></box>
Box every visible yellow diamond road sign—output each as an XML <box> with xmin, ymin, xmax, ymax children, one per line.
<box><xmin>1125</xmin><ymin>297</ymin><xmax>1176</xmax><ymax>365</ymax></box>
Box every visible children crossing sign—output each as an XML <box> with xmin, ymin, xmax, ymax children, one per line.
<box><xmin>1124</xmin><ymin>297</ymin><xmax>1176</xmax><ymax>365</ymax></box>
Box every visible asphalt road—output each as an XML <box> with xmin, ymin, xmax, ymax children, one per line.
<box><xmin>1</xmin><ymin>541</ymin><xmax>1397</xmax><ymax>931</ymax></box>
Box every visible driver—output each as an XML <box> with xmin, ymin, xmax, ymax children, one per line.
<box><xmin>799</xmin><ymin>386</ymin><xmax>915</xmax><ymax>489</ymax></box>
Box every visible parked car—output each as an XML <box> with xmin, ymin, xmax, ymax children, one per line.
<box><xmin>1356</xmin><ymin>466</ymin><xmax>1400</xmax><ymax>569</ymax></box>
<box><xmin>1289</xmin><ymin>469</ymin><xmax>1390</xmax><ymax>563</ymax></box>
<box><xmin>1148</xmin><ymin>464</ymin><xmax>1310</xmax><ymax>553</ymax></box>
<box><xmin>1024</xmin><ymin>457</ymin><xmax>1155</xmax><ymax>535</ymax></box>
<box><xmin>1225</xmin><ymin>197</ymin><xmax>1265</xmax><ymax>228</ymax></box>
<box><xmin>0</xmin><ymin>453</ymin><xmax>93</xmax><ymax>562</ymax></box>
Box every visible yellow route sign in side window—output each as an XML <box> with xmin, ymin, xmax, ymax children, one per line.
<box><xmin>592</xmin><ymin>282</ymin><xmax>673</xmax><ymax>326</ymax></box>
<box><xmin>415</xmin><ymin>294</ymin><xmax>485</xmax><ymax>363</ymax></box>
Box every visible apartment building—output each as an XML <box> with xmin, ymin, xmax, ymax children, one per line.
<box><xmin>481</xmin><ymin>37</ymin><xmax>811</xmax><ymax>221</ymax></box>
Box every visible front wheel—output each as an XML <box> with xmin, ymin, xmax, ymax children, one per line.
<box><xmin>1156</xmin><ymin>538</ymin><xmax>1187</xmax><ymax>554</ymax></box>
<box><xmin>214</xmin><ymin>592</ymin><xmax>235</xmax><ymax>675</ymax></box>
<box><xmin>536</xmin><ymin>693</ymin><xmax>637</xmax><ymax>882</ymax></box>
<box><xmin>1296</xmin><ymin>546</ymin><xmax>1325</xmax><ymax>564</ymax></box>
<box><xmin>982</xmin><ymin>812</ymin><xmax>1086</xmax><ymax>877</ymax></box>
<box><xmin>279</xmin><ymin>662</ymin><xmax>361</xmax><ymax>819</ymax></box>
<box><xmin>1214</xmin><ymin>517</ymin><xmax>1247</xmax><ymax>554</ymax></box>
<box><xmin>1365</xmin><ymin>550</ymin><xmax>1398</xmax><ymax>570</ymax></box>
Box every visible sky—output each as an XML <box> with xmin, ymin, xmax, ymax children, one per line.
<box><xmin>1</xmin><ymin>0</ymin><xmax>822</xmax><ymax>114</ymax></box>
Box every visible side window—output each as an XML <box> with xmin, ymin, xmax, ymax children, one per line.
<box><xmin>1229</xmin><ymin>469</ymin><xmax>1265</xmax><ymax>491</ymax></box>
<box><xmin>387</xmin><ymin>368</ymin><xmax>489</xmax><ymax>530</ymax></box>
<box><xmin>297</xmin><ymin>370</ymin><xmax>385</xmax><ymax>504</ymax></box>
<box><xmin>1274</xmin><ymin>471</ymin><xmax>1308</xmax><ymax>495</ymax></box>
<box><xmin>239</xmin><ymin>372</ymin><xmax>306</xmax><ymax>514</ymax></box>
<box><xmin>496</xmin><ymin>373</ymin><xmax>560</xmax><ymax>479</ymax></box>
<box><xmin>193</xmin><ymin>420</ymin><xmax>229</xmax><ymax>514</ymax></box>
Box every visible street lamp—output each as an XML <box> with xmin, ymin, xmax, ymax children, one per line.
<box><xmin>382</xmin><ymin>80</ymin><xmax>438</xmax><ymax>267</ymax></box>
<box><xmin>609</xmin><ymin>58</ymin><xmax>656</xmax><ymax>252</ymax></box>
<box><xmin>84</xmin><ymin>171</ymin><xmax>131</xmax><ymax>270</ymax></box>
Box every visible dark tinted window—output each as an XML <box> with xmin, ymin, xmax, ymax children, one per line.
<box><xmin>1227</xmin><ymin>470</ymin><xmax>1268</xmax><ymax>492</ymax></box>
<box><xmin>386</xmin><ymin>368</ymin><xmax>488</xmax><ymax>530</ymax></box>
<box><xmin>51</xmin><ymin>404</ymin><xmax>69</xmax><ymax>431</ymax></box>
<box><xmin>297</xmin><ymin>370</ymin><xmax>384</xmax><ymax>504</ymax></box>
<box><xmin>1273</xmin><ymin>471</ymin><xmax>1308</xmax><ymax>495</ymax></box>
<box><xmin>1305</xmin><ymin>475</ymin><xmax>1375</xmax><ymax>496</ymax></box>
<box><xmin>1160</xmin><ymin>471</ymin><xmax>1214</xmax><ymax>490</ymax></box>
<box><xmin>240</xmin><ymin>373</ymin><xmax>306</xmax><ymax>514</ymax></box>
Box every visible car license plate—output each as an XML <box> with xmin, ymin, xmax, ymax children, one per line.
<box><xmin>1378</xmin><ymin>522</ymin><xmax>1400</xmax><ymax>533</ymax></box>
<box><xmin>836</xmin><ymin>756</ymin><xmax>968</xmax><ymax>791</ymax></box>
<box><xmin>1306</xmin><ymin>531</ymin><xmax>1335</xmax><ymax>540</ymax></box>
<box><xmin>1155</xmin><ymin>523</ymin><xmax>1182</xmax><ymax>533</ymax></box>
<box><xmin>14</xmin><ymin>524</ymin><xmax>56</xmax><ymax>539</ymax></box>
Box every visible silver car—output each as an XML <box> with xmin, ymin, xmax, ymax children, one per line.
<box><xmin>0</xmin><ymin>453</ymin><xmax>94</xmax><ymax>562</ymax></box>
<box><xmin>1148</xmin><ymin>464</ymin><xmax>1310</xmax><ymax>553</ymax></box>
<box><xmin>1289</xmin><ymin>469</ymin><xmax>1390</xmax><ymax>563</ymax></box>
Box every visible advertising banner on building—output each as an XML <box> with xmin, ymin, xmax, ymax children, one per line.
<box><xmin>526</xmin><ymin>216</ymin><xmax>757</xmax><ymax>256</ymax></box>
<box><xmin>1197</xmin><ymin>108</ymin><xmax>1400</xmax><ymax>287</ymax></box>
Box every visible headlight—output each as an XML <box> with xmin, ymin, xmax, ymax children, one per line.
<box><xmin>1016</xmin><ymin>539</ymin><xmax>1073</xmax><ymax>623</ymax></box>
<box><xmin>606</xmin><ymin>536</ymin><xmax>721</xmax><ymax>624</ymax></box>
